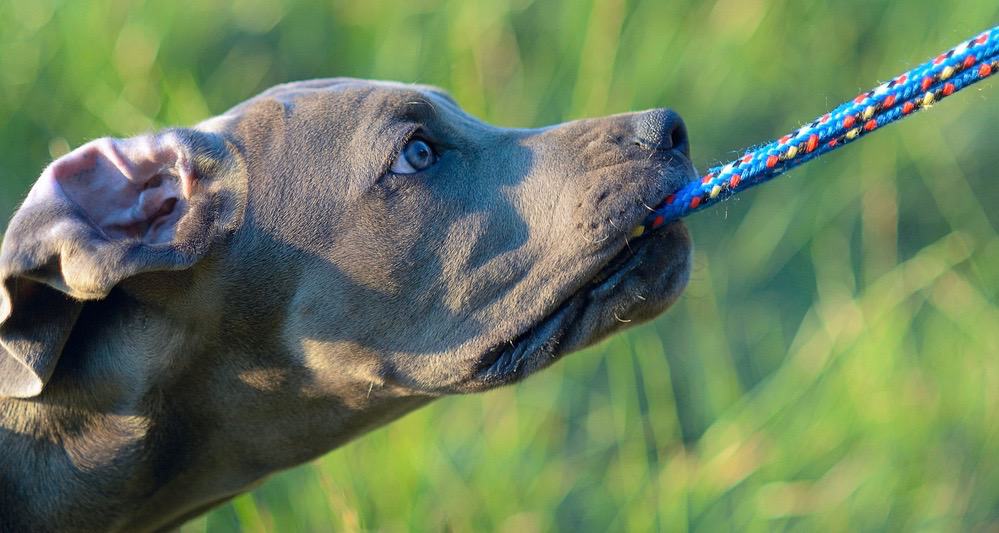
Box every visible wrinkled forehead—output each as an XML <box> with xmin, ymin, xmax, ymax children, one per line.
<box><xmin>259</xmin><ymin>78</ymin><xmax>459</xmax><ymax>108</ymax></box>
<box><xmin>198</xmin><ymin>78</ymin><xmax>467</xmax><ymax>132</ymax></box>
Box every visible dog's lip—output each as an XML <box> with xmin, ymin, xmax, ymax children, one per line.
<box><xmin>471</xmin><ymin>231</ymin><xmax>657</xmax><ymax>384</ymax></box>
<box><xmin>472</xmin><ymin>299</ymin><xmax>581</xmax><ymax>384</ymax></box>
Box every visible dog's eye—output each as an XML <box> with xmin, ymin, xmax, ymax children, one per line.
<box><xmin>390</xmin><ymin>139</ymin><xmax>436</xmax><ymax>174</ymax></box>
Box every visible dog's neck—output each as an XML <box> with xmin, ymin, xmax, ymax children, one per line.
<box><xmin>0</xmin><ymin>271</ymin><xmax>428</xmax><ymax>532</ymax></box>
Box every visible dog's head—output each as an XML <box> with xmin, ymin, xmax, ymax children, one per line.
<box><xmin>0</xmin><ymin>78</ymin><xmax>693</xmax><ymax>400</ymax></box>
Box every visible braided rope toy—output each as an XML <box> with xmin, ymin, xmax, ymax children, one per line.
<box><xmin>635</xmin><ymin>25</ymin><xmax>999</xmax><ymax>235</ymax></box>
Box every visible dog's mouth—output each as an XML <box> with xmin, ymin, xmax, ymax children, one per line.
<box><xmin>469</xmin><ymin>219</ymin><xmax>685</xmax><ymax>388</ymax></box>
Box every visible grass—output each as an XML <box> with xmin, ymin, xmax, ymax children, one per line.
<box><xmin>1</xmin><ymin>0</ymin><xmax>998</xmax><ymax>530</ymax></box>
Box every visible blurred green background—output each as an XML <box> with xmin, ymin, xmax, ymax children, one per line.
<box><xmin>2</xmin><ymin>0</ymin><xmax>998</xmax><ymax>530</ymax></box>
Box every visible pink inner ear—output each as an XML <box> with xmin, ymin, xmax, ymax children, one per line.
<box><xmin>44</xmin><ymin>136</ymin><xmax>192</xmax><ymax>245</ymax></box>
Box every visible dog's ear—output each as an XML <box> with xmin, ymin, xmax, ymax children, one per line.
<box><xmin>0</xmin><ymin>130</ymin><xmax>241</xmax><ymax>398</ymax></box>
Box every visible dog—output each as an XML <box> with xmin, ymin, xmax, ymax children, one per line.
<box><xmin>0</xmin><ymin>78</ymin><xmax>694</xmax><ymax>531</ymax></box>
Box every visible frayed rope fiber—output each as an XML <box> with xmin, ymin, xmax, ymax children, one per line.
<box><xmin>637</xmin><ymin>25</ymin><xmax>999</xmax><ymax>234</ymax></box>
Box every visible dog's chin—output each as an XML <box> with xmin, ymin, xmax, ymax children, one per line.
<box><xmin>461</xmin><ymin>220</ymin><xmax>692</xmax><ymax>391</ymax></box>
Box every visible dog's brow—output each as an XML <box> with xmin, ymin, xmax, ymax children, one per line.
<box><xmin>401</xmin><ymin>97</ymin><xmax>448</xmax><ymax>129</ymax></box>
<box><xmin>405</xmin><ymin>98</ymin><xmax>438</xmax><ymax>116</ymax></box>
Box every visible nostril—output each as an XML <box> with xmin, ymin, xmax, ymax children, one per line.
<box><xmin>669</xmin><ymin>118</ymin><xmax>689</xmax><ymax>156</ymax></box>
<box><xmin>634</xmin><ymin>108</ymin><xmax>690</xmax><ymax>157</ymax></box>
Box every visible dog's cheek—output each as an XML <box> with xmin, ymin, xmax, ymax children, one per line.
<box><xmin>371</xmin><ymin>172</ymin><xmax>417</xmax><ymax>198</ymax></box>
<box><xmin>364</xmin><ymin>172</ymin><xmax>442</xmax><ymax>224</ymax></box>
<box><xmin>343</xmin><ymin>177</ymin><xmax>450</xmax><ymax>288</ymax></box>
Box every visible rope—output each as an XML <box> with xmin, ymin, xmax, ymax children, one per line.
<box><xmin>637</xmin><ymin>25</ymin><xmax>999</xmax><ymax>235</ymax></box>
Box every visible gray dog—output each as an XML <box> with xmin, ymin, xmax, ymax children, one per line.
<box><xmin>0</xmin><ymin>79</ymin><xmax>694</xmax><ymax>531</ymax></box>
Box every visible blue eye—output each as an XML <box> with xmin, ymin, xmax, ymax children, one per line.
<box><xmin>390</xmin><ymin>139</ymin><xmax>436</xmax><ymax>174</ymax></box>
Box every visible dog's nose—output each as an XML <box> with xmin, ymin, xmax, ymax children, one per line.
<box><xmin>633</xmin><ymin>108</ymin><xmax>689</xmax><ymax>157</ymax></box>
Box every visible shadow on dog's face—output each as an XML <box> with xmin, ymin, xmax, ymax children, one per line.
<box><xmin>217</xmin><ymin>78</ymin><xmax>695</xmax><ymax>396</ymax></box>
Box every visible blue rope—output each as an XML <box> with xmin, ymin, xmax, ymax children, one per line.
<box><xmin>638</xmin><ymin>25</ymin><xmax>999</xmax><ymax>233</ymax></box>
